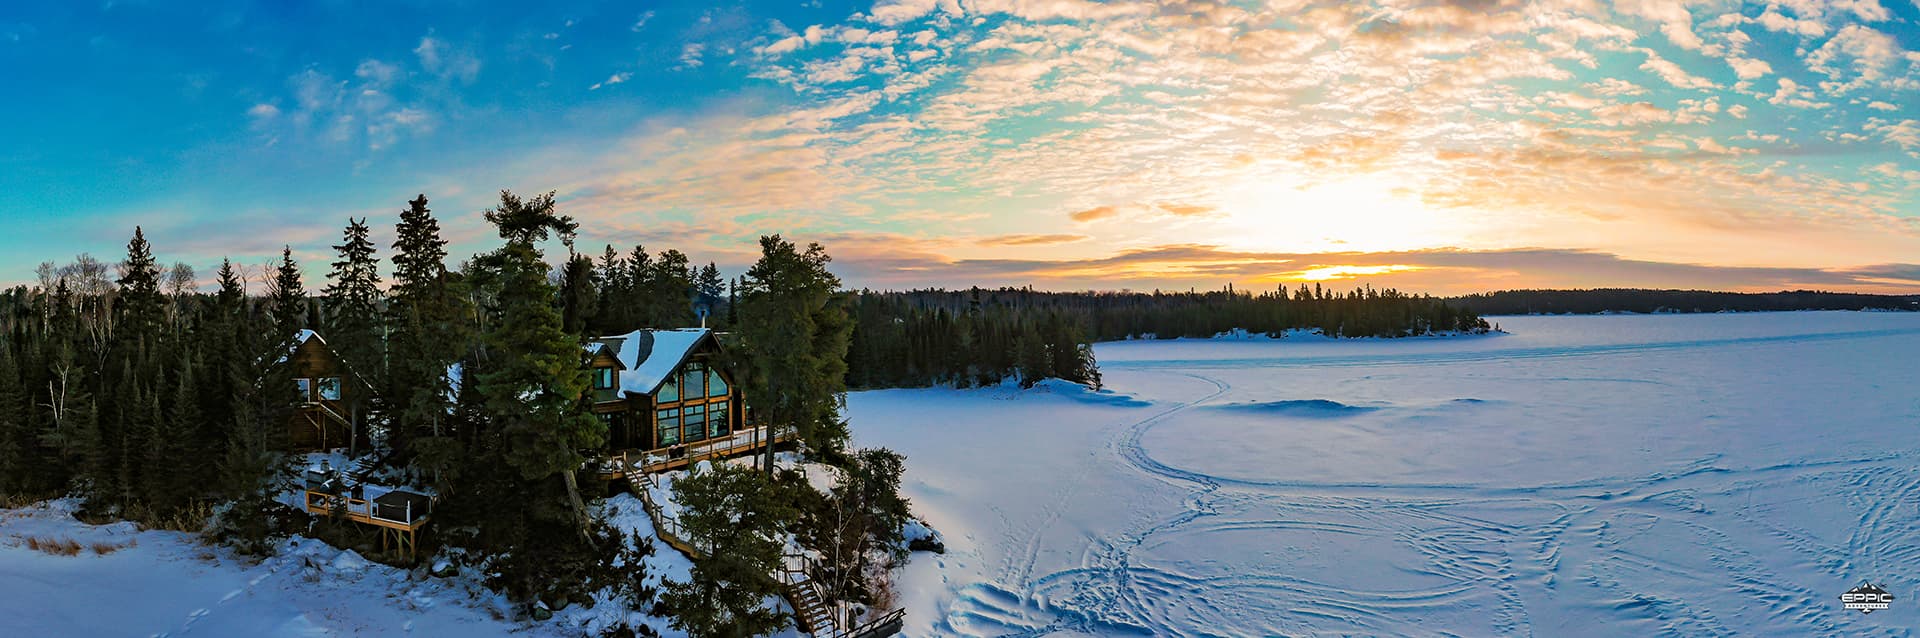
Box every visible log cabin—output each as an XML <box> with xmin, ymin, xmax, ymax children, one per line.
<box><xmin>282</xmin><ymin>329</ymin><xmax>368</xmax><ymax>452</ymax></box>
<box><xmin>587</xmin><ymin>328</ymin><xmax>767</xmax><ymax>473</ymax></box>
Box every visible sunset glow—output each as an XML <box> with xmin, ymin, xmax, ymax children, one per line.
<box><xmin>1</xmin><ymin>1</ymin><xmax>1917</xmax><ymax>294</ymax></box>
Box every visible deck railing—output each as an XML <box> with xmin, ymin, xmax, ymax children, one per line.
<box><xmin>595</xmin><ymin>424</ymin><xmax>797</xmax><ymax>477</ymax></box>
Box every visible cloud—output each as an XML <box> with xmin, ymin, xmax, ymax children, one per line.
<box><xmin>975</xmin><ymin>233</ymin><xmax>1089</xmax><ymax>246</ymax></box>
<box><xmin>1069</xmin><ymin>206</ymin><xmax>1119</xmax><ymax>222</ymax></box>
<box><xmin>632</xmin><ymin>11</ymin><xmax>656</xmax><ymax>32</ymax></box>
<box><xmin>1638</xmin><ymin>48</ymin><xmax>1716</xmax><ymax>90</ymax></box>
<box><xmin>824</xmin><ymin>242</ymin><xmax>1920</xmax><ymax>294</ymax></box>
<box><xmin>414</xmin><ymin>36</ymin><xmax>480</xmax><ymax>83</ymax></box>
<box><xmin>677</xmin><ymin>43</ymin><xmax>707</xmax><ymax>70</ymax></box>
<box><xmin>589</xmin><ymin>72</ymin><xmax>632</xmax><ymax>91</ymax></box>
<box><xmin>1155</xmin><ymin>203</ymin><xmax>1215</xmax><ymax>217</ymax></box>
<box><xmin>247</xmin><ymin>103</ymin><xmax>280</xmax><ymax>120</ymax></box>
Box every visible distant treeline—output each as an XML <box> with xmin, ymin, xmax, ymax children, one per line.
<box><xmin>845</xmin><ymin>284</ymin><xmax>1490</xmax><ymax>388</ymax></box>
<box><xmin>1447</xmin><ymin>289</ymin><xmax>1920</xmax><ymax>315</ymax></box>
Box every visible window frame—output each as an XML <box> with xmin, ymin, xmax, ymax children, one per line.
<box><xmin>317</xmin><ymin>376</ymin><xmax>342</xmax><ymax>401</ymax></box>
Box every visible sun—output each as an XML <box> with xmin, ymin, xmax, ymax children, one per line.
<box><xmin>1212</xmin><ymin>173</ymin><xmax>1468</xmax><ymax>254</ymax></box>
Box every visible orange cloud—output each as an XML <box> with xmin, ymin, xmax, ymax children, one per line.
<box><xmin>975</xmin><ymin>233</ymin><xmax>1090</xmax><ymax>246</ymax></box>
<box><xmin>1069</xmin><ymin>205</ymin><xmax>1119</xmax><ymax>222</ymax></box>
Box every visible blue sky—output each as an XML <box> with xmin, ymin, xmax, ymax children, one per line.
<box><xmin>3</xmin><ymin>0</ymin><xmax>1920</xmax><ymax>294</ymax></box>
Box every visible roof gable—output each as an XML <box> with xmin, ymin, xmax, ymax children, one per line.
<box><xmin>591</xmin><ymin>328</ymin><xmax>715</xmax><ymax>396</ymax></box>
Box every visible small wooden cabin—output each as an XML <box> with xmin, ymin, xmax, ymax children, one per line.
<box><xmin>283</xmin><ymin>330</ymin><xmax>365</xmax><ymax>451</ymax></box>
<box><xmin>586</xmin><ymin>329</ymin><xmax>745</xmax><ymax>456</ymax></box>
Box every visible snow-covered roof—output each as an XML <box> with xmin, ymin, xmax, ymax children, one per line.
<box><xmin>272</xmin><ymin>329</ymin><xmax>328</xmax><ymax>365</ymax></box>
<box><xmin>591</xmin><ymin>328</ymin><xmax>714</xmax><ymax>397</ymax></box>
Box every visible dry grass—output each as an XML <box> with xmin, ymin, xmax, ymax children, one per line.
<box><xmin>127</xmin><ymin>501</ymin><xmax>214</xmax><ymax>534</ymax></box>
<box><xmin>90</xmin><ymin>539</ymin><xmax>136</xmax><ymax>555</ymax></box>
<box><xmin>0</xmin><ymin>493</ymin><xmax>50</xmax><ymax>509</ymax></box>
<box><xmin>24</xmin><ymin>537</ymin><xmax>83</xmax><ymax>556</ymax></box>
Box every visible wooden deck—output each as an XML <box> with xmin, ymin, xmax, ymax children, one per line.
<box><xmin>595</xmin><ymin>424</ymin><xmax>797</xmax><ymax>479</ymax></box>
<box><xmin>303</xmin><ymin>487</ymin><xmax>434</xmax><ymax>562</ymax></box>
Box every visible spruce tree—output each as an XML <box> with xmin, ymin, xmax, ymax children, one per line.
<box><xmin>558</xmin><ymin>252</ymin><xmax>598</xmax><ymax>335</ymax></box>
<box><xmin>267</xmin><ymin>247</ymin><xmax>307</xmax><ymax>345</ymax></box>
<box><xmin>116</xmin><ymin>227</ymin><xmax>165</xmax><ymax>347</ymax></box>
<box><xmin>387</xmin><ymin>195</ymin><xmax>462</xmax><ymax>461</ymax></box>
<box><xmin>0</xmin><ymin>343</ymin><xmax>31</xmax><ymax>493</ymax></box>
<box><xmin>323</xmin><ymin>218</ymin><xmax>384</xmax><ymax>454</ymax></box>
<box><xmin>647</xmin><ymin>250</ymin><xmax>695</xmax><ymax>327</ymax></box>
<box><xmin>592</xmin><ymin>245</ymin><xmax>628</xmax><ymax>334</ymax></box>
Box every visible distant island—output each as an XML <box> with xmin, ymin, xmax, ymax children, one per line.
<box><xmin>1447</xmin><ymin>289</ymin><xmax>1920</xmax><ymax>316</ymax></box>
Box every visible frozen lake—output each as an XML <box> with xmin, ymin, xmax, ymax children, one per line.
<box><xmin>852</xmin><ymin>311</ymin><xmax>1920</xmax><ymax>637</ymax></box>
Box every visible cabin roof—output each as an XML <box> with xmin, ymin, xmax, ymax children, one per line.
<box><xmin>591</xmin><ymin>328</ymin><xmax>713</xmax><ymax>397</ymax></box>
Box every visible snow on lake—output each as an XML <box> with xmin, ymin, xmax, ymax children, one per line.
<box><xmin>851</xmin><ymin>311</ymin><xmax>1920</xmax><ymax>637</ymax></box>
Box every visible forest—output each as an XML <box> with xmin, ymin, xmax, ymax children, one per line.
<box><xmin>1447</xmin><ymin>289</ymin><xmax>1920</xmax><ymax>315</ymax></box>
<box><xmin>842</xmin><ymin>285</ymin><xmax>1491</xmax><ymax>389</ymax></box>
<box><xmin>0</xmin><ymin>192</ymin><xmax>908</xmax><ymax>637</ymax></box>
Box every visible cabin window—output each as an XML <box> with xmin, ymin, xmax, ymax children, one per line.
<box><xmin>682</xmin><ymin>364</ymin><xmax>705</xmax><ymax>399</ymax></box>
<box><xmin>658</xmin><ymin>375</ymin><xmax>679</xmax><ymax>403</ymax></box>
<box><xmin>707</xmin><ymin>368</ymin><xmax>728</xmax><ymax>397</ymax></box>
<box><xmin>317</xmin><ymin>377</ymin><xmax>342</xmax><ymax>401</ymax></box>
<box><xmin>294</xmin><ymin>378</ymin><xmax>313</xmax><ymax>402</ymax></box>
<box><xmin>683</xmin><ymin>404</ymin><xmax>707</xmax><ymax>443</ymax></box>
<box><xmin>657</xmin><ymin>408</ymin><xmax>680</xmax><ymax>446</ymax></box>
<box><xmin>593</xmin><ymin>367</ymin><xmax>615</xmax><ymax>390</ymax></box>
<box><xmin>708</xmin><ymin>403</ymin><xmax>729</xmax><ymax>439</ymax></box>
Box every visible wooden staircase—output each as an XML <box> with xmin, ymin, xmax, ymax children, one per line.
<box><xmin>626</xmin><ymin>461</ymin><xmax>904</xmax><ymax>638</ymax></box>
<box><xmin>782</xmin><ymin>560</ymin><xmax>839</xmax><ymax>637</ymax></box>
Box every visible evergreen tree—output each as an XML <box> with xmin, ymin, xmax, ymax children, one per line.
<box><xmin>0</xmin><ymin>343</ymin><xmax>32</xmax><ymax>493</ymax></box>
<box><xmin>115</xmin><ymin>227</ymin><xmax>165</xmax><ymax>347</ymax></box>
<box><xmin>323</xmin><ymin>217</ymin><xmax>384</xmax><ymax>376</ymax></box>
<box><xmin>474</xmin><ymin>190</ymin><xmax>600</xmax><ymax>539</ymax></box>
<box><xmin>388</xmin><ymin>195</ymin><xmax>463</xmax><ymax>462</ymax></box>
<box><xmin>324</xmin><ymin>218</ymin><xmax>385</xmax><ymax>453</ymax></box>
<box><xmin>662</xmin><ymin>463</ymin><xmax>798</xmax><ymax>637</ymax></box>
<box><xmin>144</xmin><ymin>360</ymin><xmax>199</xmax><ymax>516</ymax></box>
<box><xmin>558</xmin><ymin>252</ymin><xmax>598</xmax><ymax>335</ymax></box>
<box><xmin>267</xmin><ymin>247</ymin><xmax>307</xmax><ymax>344</ymax></box>
<box><xmin>592</xmin><ymin>245</ymin><xmax>628</xmax><ymax>333</ymax></box>
<box><xmin>736</xmin><ymin>235</ymin><xmax>854</xmax><ymax>465</ymax></box>
<box><xmin>647</xmin><ymin>249</ymin><xmax>695</xmax><ymax>327</ymax></box>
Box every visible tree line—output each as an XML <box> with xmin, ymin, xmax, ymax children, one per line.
<box><xmin>1447</xmin><ymin>288</ymin><xmax>1920</xmax><ymax>315</ymax></box>
<box><xmin>841</xmin><ymin>284</ymin><xmax>1491</xmax><ymax>388</ymax></box>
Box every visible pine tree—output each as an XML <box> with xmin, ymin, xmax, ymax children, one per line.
<box><xmin>267</xmin><ymin>247</ymin><xmax>307</xmax><ymax>345</ymax></box>
<box><xmin>324</xmin><ymin>218</ymin><xmax>384</xmax><ymax>454</ymax></box>
<box><xmin>144</xmin><ymin>360</ymin><xmax>199</xmax><ymax>516</ymax></box>
<box><xmin>662</xmin><ymin>463</ymin><xmax>799</xmax><ymax>637</ymax></box>
<box><xmin>388</xmin><ymin>195</ymin><xmax>463</xmax><ymax>461</ymax></box>
<box><xmin>736</xmin><ymin>235</ymin><xmax>854</xmax><ymax>465</ymax></box>
<box><xmin>647</xmin><ymin>249</ymin><xmax>695</xmax><ymax>327</ymax></box>
<box><xmin>558</xmin><ymin>252</ymin><xmax>598</xmax><ymax>335</ymax></box>
<box><xmin>475</xmin><ymin>190</ymin><xmax>600</xmax><ymax>540</ymax></box>
<box><xmin>323</xmin><ymin>218</ymin><xmax>384</xmax><ymax>374</ymax></box>
<box><xmin>0</xmin><ymin>343</ymin><xmax>32</xmax><ymax>493</ymax></box>
<box><xmin>592</xmin><ymin>245</ymin><xmax>628</xmax><ymax>333</ymax></box>
<box><xmin>116</xmin><ymin>227</ymin><xmax>165</xmax><ymax>347</ymax></box>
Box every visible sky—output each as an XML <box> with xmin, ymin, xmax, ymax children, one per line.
<box><xmin>2</xmin><ymin>0</ymin><xmax>1919</xmax><ymax>296</ymax></box>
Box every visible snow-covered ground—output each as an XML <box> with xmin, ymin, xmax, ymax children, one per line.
<box><xmin>852</xmin><ymin>311</ymin><xmax>1920</xmax><ymax>636</ymax></box>
<box><xmin>0</xmin><ymin>498</ymin><xmax>550</xmax><ymax>637</ymax></box>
